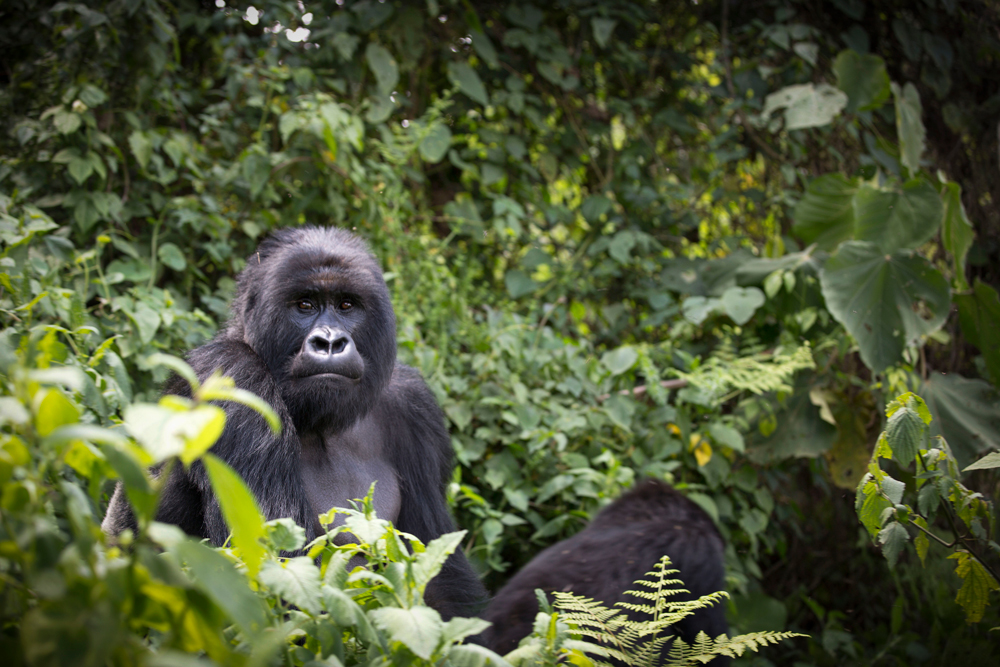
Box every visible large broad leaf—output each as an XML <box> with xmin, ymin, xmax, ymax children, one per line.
<box><xmin>720</xmin><ymin>286</ymin><xmax>765</xmax><ymax>325</ymax></box>
<box><xmin>258</xmin><ymin>557</ymin><xmax>323</xmax><ymax>616</ymax></box>
<box><xmin>419</xmin><ymin>123</ymin><xmax>452</xmax><ymax>164</ymax></box>
<box><xmin>852</xmin><ymin>180</ymin><xmax>942</xmax><ymax>253</ymax></box>
<box><xmin>833</xmin><ymin>50</ymin><xmax>890</xmax><ymax>112</ymax></box>
<box><xmin>748</xmin><ymin>388</ymin><xmax>836</xmax><ymax>463</ymax></box>
<box><xmin>941</xmin><ymin>181</ymin><xmax>974</xmax><ymax>289</ymax></box>
<box><xmin>820</xmin><ymin>241</ymin><xmax>950</xmax><ymax>373</ymax></box>
<box><xmin>956</xmin><ymin>280</ymin><xmax>1000</xmax><ymax>385</ymax></box>
<box><xmin>762</xmin><ymin>83</ymin><xmax>848</xmax><ymax>131</ymax></box>
<box><xmin>791</xmin><ymin>174</ymin><xmax>857</xmax><ymax>250</ymax></box>
<box><xmin>892</xmin><ymin>82</ymin><xmax>926</xmax><ymax>175</ymax></box>
<box><xmin>920</xmin><ymin>373</ymin><xmax>1000</xmax><ymax>469</ymax></box>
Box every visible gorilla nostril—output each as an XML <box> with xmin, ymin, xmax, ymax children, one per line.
<box><xmin>308</xmin><ymin>333</ymin><xmax>332</xmax><ymax>355</ymax></box>
<box><xmin>330</xmin><ymin>336</ymin><xmax>348</xmax><ymax>355</ymax></box>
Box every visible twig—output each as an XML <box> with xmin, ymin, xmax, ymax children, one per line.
<box><xmin>596</xmin><ymin>378</ymin><xmax>689</xmax><ymax>403</ymax></box>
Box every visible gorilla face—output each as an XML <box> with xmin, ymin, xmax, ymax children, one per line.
<box><xmin>227</xmin><ymin>227</ymin><xmax>397</xmax><ymax>435</ymax></box>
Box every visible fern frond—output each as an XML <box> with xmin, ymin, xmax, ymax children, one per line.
<box><xmin>552</xmin><ymin>591</ymin><xmax>635</xmax><ymax>659</ymax></box>
<box><xmin>667</xmin><ymin>631</ymin><xmax>808</xmax><ymax>665</ymax></box>
<box><xmin>676</xmin><ymin>342</ymin><xmax>814</xmax><ymax>401</ymax></box>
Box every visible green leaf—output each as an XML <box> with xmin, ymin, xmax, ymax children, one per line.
<box><xmin>885</xmin><ymin>403</ymin><xmax>926</xmax><ymax>465</ymax></box>
<box><xmin>157</xmin><ymin>242</ymin><xmax>186</xmax><ymax>271</ymax></box>
<box><xmin>708</xmin><ymin>423</ymin><xmax>745</xmax><ymax>452</ymax></box>
<box><xmin>601</xmin><ymin>346</ymin><xmax>638</xmax><ymax>376</ymax></box>
<box><xmin>681</xmin><ymin>296</ymin><xmax>720</xmax><ymax>326</ymax></box>
<box><xmin>504</xmin><ymin>269</ymin><xmax>536</xmax><ymax>298</ymax></box>
<box><xmin>608</xmin><ymin>230</ymin><xmax>635</xmax><ymax>264</ymax></box>
<box><xmin>949</xmin><ymin>552</ymin><xmax>1000</xmax><ymax>624</ymax></box>
<box><xmin>749</xmin><ymin>388</ymin><xmax>836</xmax><ymax>463</ymax></box>
<box><xmin>242</xmin><ymin>152</ymin><xmax>271</xmax><ymax>200</ymax></box>
<box><xmin>941</xmin><ymin>182</ymin><xmax>974</xmax><ymax>289</ymax></box>
<box><xmin>852</xmin><ymin>180</ymin><xmax>942</xmax><ymax>253</ymax></box>
<box><xmin>469</xmin><ymin>29</ymin><xmax>498</xmax><ymax>68</ymax></box>
<box><xmin>171</xmin><ymin>539</ymin><xmax>269</xmax><ymax>636</ymax></box>
<box><xmin>877</xmin><ymin>521</ymin><xmax>909</xmax><ymax>568</ymax></box>
<box><xmin>920</xmin><ymin>373</ymin><xmax>1000</xmax><ymax>469</ymax></box>
<box><xmin>130</xmin><ymin>302</ymin><xmax>161</xmax><ymax>344</ymax></box>
<box><xmin>833</xmin><ymin>50</ymin><xmax>890</xmax><ymax>112</ymax></box>
<box><xmin>129</xmin><ymin>131</ymin><xmax>152</xmax><ymax>170</ymax></box>
<box><xmin>413</xmin><ymin>530</ymin><xmax>466</xmax><ymax>588</ymax></box>
<box><xmin>369</xmin><ymin>606</ymin><xmax>443</xmax><ymax>660</ymax></box>
<box><xmin>178</xmin><ymin>405</ymin><xmax>225</xmax><ymax>465</ymax></box>
<box><xmin>720</xmin><ymin>286</ymin><xmax>765</xmax><ymax>325</ymax></box>
<box><xmin>419</xmin><ymin>123</ymin><xmax>452</xmax><ymax>163</ymax></box>
<box><xmin>35</xmin><ymin>388</ymin><xmax>80</xmax><ymax>437</ymax></box>
<box><xmin>956</xmin><ymin>280</ymin><xmax>1000</xmax><ymax>385</ymax></box>
<box><xmin>580</xmin><ymin>194</ymin><xmax>612</xmax><ymax>223</ymax></box>
<box><xmin>963</xmin><ymin>451</ymin><xmax>1000</xmax><ymax>472</ymax></box>
<box><xmin>203</xmin><ymin>453</ymin><xmax>267</xmax><ymax>577</ymax></box>
<box><xmin>366</xmin><ymin>43</ymin><xmax>399</xmax><ymax>97</ymax></box>
<box><xmin>791</xmin><ymin>174</ymin><xmax>857</xmax><ymax>250</ymax></box>
<box><xmin>892</xmin><ymin>82</ymin><xmax>926</xmax><ymax>175</ymax></box>
<box><xmin>448</xmin><ymin>62</ymin><xmax>489</xmax><ymax>106</ymax></box>
<box><xmin>198</xmin><ymin>373</ymin><xmax>281</xmax><ymax>435</ymax></box>
<box><xmin>591</xmin><ymin>18</ymin><xmax>617</xmax><ymax>48</ymax></box>
<box><xmin>265</xmin><ymin>518</ymin><xmax>307</xmax><ymax>552</ymax></box>
<box><xmin>259</xmin><ymin>557</ymin><xmax>323</xmax><ymax>616</ymax></box>
<box><xmin>68</xmin><ymin>155</ymin><xmax>95</xmax><ymax>184</ymax></box>
<box><xmin>820</xmin><ymin>241</ymin><xmax>950</xmax><ymax>373</ymax></box>
<box><xmin>762</xmin><ymin>83</ymin><xmax>848</xmax><ymax>131</ymax></box>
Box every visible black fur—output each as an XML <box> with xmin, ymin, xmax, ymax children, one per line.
<box><xmin>477</xmin><ymin>479</ymin><xmax>729</xmax><ymax>664</ymax></box>
<box><xmin>102</xmin><ymin>226</ymin><xmax>486</xmax><ymax>619</ymax></box>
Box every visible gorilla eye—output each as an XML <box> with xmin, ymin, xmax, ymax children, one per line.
<box><xmin>338</xmin><ymin>299</ymin><xmax>354</xmax><ymax>311</ymax></box>
<box><xmin>296</xmin><ymin>299</ymin><xmax>315</xmax><ymax>311</ymax></box>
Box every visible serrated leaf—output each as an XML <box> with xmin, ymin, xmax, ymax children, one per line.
<box><xmin>580</xmin><ymin>194</ymin><xmax>612</xmax><ymax>223</ymax></box>
<box><xmin>885</xmin><ymin>405</ymin><xmax>926</xmax><ymax>465</ymax></box>
<box><xmin>601</xmin><ymin>346</ymin><xmax>638</xmax><ymax>376</ymax></box>
<box><xmin>881</xmin><ymin>475</ymin><xmax>905</xmax><ymax>505</ymax></box>
<box><xmin>259</xmin><ymin>557</ymin><xmax>323</xmax><ymax>615</ymax></box>
<box><xmin>877</xmin><ymin>521</ymin><xmax>909</xmax><ymax>568</ymax></box>
<box><xmin>448</xmin><ymin>62</ymin><xmax>489</xmax><ymax>106</ymax></box>
<box><xmin>913</xmin><ymin>516</ymin><xmax>930</xmax><ymax>566</ymax></box>
<box><xmin>366</xmin><ymin>43</ymin><xmax>399</xmax><ymax>97</ymax></box>
<box><xmin>68</xmin><ymin>155</ymin><xmax>95</xmax><ymax>184</ymax></box>
<box><xmin>820</xmin><ymin>242</ymin><xmax>950</xmax><ymax>373</ymax></box>
<box><xmin>204</xmin><ymin>453</ymin><xmax>267</xmax><ymax>577</ymax></box>
<box><xmin>414</xmin><ymin>530</ymin><xmax>466</xmax><ymax>588</ymax></box>
<box><xmin>608</xmin><ymin>230</ymin><xmax>635</xmax><ymax>264</ymax></box>
<box><xmin>834</xmin><ymin>50</ymin><xmax>890</xmax><ymax>112</ymax></box>
<box><xmin>720</xmin><ymin>286</ymin><xmax>765</xmax><ymax>325</ymax></box>
<box><xmin>130</xmin><ymin>302</ymin><xmax>161</xmax><ymax>344</ymax></box>
<box><xmin>892</xmin><ymin>82</ymin><xmax>926</xmax><ymax>175</ymax></box>
<box><xmin>920</xmin><ymin>372</ymin><xmax>1000</xmax><ymax>469</ymax></box>
<box><xmin>419</xmin><ymin>123</ymin><xmax>452</xmax><ymax>163</ymax></box>
<box><xmin>265</xmin><ymin>517</ymin><xmax>307</xmax><ymax>552</ymax></box>
<box><xmin>852</xmin><ymin>180</ymin><xmax>942</xmax><ymax>254</ymax></box>
<box><xmin>949</xmin><ymin>552</ymin><xmax>1000</xmax><ymax>623</ymax></box>
<box><xmin>858</xmin><ymin>482</ymin><xmax>892</xmax><ymax>538</ymax></box>
<box><xmin>369</xmin><ymin>606</ymin><xmax>443</xmax><ymax>660</ymax></box>
<box><xmin>763</xmin><ymin>83</ymin><xmax>847</xmax><ymax>131</ymax></box>
<box><xmin>470</xmin><ymin>29</ymin><xmax>498</xmax><ymax>68</ymax></box>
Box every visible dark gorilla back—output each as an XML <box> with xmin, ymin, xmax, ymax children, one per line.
<box><xmin>479</xmin><ymin>479</ymin><xmax>729</xmax><ymax>664</ymax></box>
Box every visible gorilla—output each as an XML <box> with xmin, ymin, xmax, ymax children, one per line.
<box><xmin>103</xmin><ymin>226</ymin><xmax>486</xmax><ymax>618</ymax></box>
<box><xmin>478</xmin><ymin>478</ymin><xmax>728</xmax><ymax>664</ymax></box>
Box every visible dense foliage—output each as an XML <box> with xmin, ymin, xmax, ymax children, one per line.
<box><xmin>1</xmin><ymin>0</ymin><xmax>999</xmax><ymax>664</ymax></box>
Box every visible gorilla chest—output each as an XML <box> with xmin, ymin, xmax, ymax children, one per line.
<box><xmin>299</xmin><ymin>418</ymin><xmax>401</xmax><ymax>532</ymax></box>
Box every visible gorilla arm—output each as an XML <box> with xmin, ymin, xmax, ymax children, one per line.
<box><xmin>102</xmin><ymin>339</ymin><xmax>317</xmax><ymax>547</ymax></box>
<box><xmin>377</xmin><ymin>364</ymin><xmax>488</xmax><ymax>619</ymax></box>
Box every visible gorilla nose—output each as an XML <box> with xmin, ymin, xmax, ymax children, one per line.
<box><xmin>307</xmin><ymin>328</ymin><xmax>349</xmax><ymax>356</ymax></box>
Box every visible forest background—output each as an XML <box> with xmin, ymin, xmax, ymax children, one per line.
<box><xmin>1</xmin><ymin>0</ymin><xmax>999</xmax><ymax>665</ymax></box>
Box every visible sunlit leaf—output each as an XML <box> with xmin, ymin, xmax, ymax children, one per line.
<box><xmin>203</xmin><ymin>453</ymin><xmax>267</xmax><ymax>576</ymax></box>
